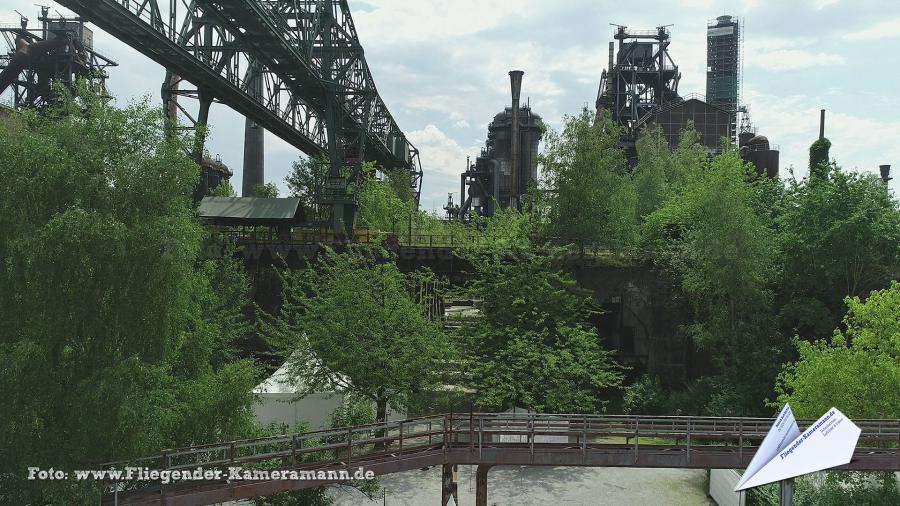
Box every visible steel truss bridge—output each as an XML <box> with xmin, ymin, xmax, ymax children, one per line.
<box><xmin>55</xmin><ymin>0</ymin><xmax>423</xmax><ymax>230</ymax></box>
<box><xmin>99</xmin><ymin>412</ymin><xmax>900</xmax><ymax>505</ymax></box>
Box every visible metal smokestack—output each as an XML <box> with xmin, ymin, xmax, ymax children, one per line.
<box><xmin>819</xmin><ymin>109</ymin><xmax>826</xmax><ymax>140</ymax></box>
<box><xmin>509</xmin><ymin>70</ymin><xmax>524</xmax><ymax>209</ymax></box>
<box><xmin>608</xmin><ymin>41</ymin><xmax>614</xmax><ymax>73</ymax></box>
<box><xmin>880</xmin><ymin>165</ymin><xmax>892</xmax><ymax>184</ymax></box>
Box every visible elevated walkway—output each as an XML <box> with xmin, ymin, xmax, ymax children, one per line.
<box><xmin>99</xmin><ymin>412</ymin><xmax>900</xmax><ymax>505</ymax></box>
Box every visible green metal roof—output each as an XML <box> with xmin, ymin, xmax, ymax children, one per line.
<box><xmin>198</xmin><ymin>197</ymin><xmax>301</xmax><ymax>221</ymax></box>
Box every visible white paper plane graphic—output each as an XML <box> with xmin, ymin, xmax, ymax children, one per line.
<box><xmin>735</xmin><ymin>405</ymin><xmax>861</xmax><ymax>491</ymax></box>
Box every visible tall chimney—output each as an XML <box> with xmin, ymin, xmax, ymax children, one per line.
<box><xmin>608</xmin><ymin>41</ymin><xmax>614</xmax><ymax>72</ymax></box>
<box><xmin>509</xmin><ymin>70</ymin><xmax>524</xmax><ymax>209</ymax></box>
<box><xmin>819</xmin><ymin>109</ymin><xmax>826</xmax><ymax>140</ymax></box>
<box><xmin>880</xmin><ymin>164</ymin><xmax>892</xmax><ymax>184</ymax></box>
<box><xmin>242</xmin><ymin>60</ymin><xmax>265</xmax><ymax>196</ymax></box>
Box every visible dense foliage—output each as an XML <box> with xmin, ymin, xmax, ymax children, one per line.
<box><xmin>776</xmin><ymin>166</ymin><xmax>900</xmax><ymax>339</ymax></box>
<box><xmin>0</xmin><ymin>89</ymin><xmax>258</xmax><ymax>503</ymax></box>
<box><xmin>541</xmin><ymin>111</ymin><xmax>637</xmax><ymax>251</ymax></box>
<box><xmin>263</xmin><ymin>246</ymin><xmax>454</xmax><ymax>423</ymax></box>
<box><xmin>459</xmin><ymin>239</ymin><xmax>623</xmax><ymax>412</ymax></box>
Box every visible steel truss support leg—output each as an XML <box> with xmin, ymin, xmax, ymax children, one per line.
<box><xmin>193</xmin><ymin>88</ymin><xmax>213</xmax><ymax>162</ymax></box>
<box><xmin>476</xmin><ymin>464</ymin><xmax>492</xmax><ymax>506</ymax></box>
<box><xmin>441</xmin><ymin>464</ymin><xmax>458</xmax><ymax>506</ymax></box>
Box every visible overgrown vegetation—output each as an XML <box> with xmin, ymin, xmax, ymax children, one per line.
<box><xmin>3</xmin><ymin>81</ymin><xmax>898</xmax><ymax>503</ymax></box>
<box><xmin>263</xmin><ymin>246</ymin><xmax>454</xmax><ymax>425</ymax></box>
<box><xmin>0</xmin><ymin>88</ymin><xmax>259</xmax><ymax>503</ymax></box>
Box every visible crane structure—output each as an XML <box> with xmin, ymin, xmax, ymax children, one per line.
<box><xmin>53</xmin><ymin>0</ymin><xmax>422</xmax><ymax>232</ymax></box>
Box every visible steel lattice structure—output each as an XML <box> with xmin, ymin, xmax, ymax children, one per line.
<box><xmin>595</xmin><ymin>25</ymin><xmax>681</xmax><ymax>158</ymax></box>
<box><xmin>55</xmin><ymin>0</ymin><xmax>422</xmax><ymax>230</ymax></box>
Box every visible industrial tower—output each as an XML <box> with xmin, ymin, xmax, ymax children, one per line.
<box><xmin>706</xmin><ymin>15</ymin><xmax>741</xmax><ymax>141</ymax></box>
<box><xmin>595</xmin><ymin>25</ymin><xmax>681</xmax><ymax>157</ymax></box>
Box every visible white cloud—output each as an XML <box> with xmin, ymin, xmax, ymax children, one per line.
<box><xmin>844</xmin><ymin>17</ymin><xmax>900</xmax><ymax>40</ymax></box>
<box><xmin>453</xmin><ymin>119</ymin><xmax>471</xmax><ymax>129</ymax></box>
<box><xmin>407</xmin><ymin>124</ymin><xmax>480</xmax><ymax>178</ymax></box>
<box><xmin>748</xmin><ymin>49</ymin><xmax>845</xmax><ymax>71</ymax></box>
<box><xmin>744</xmin><ymin>87</ymin><xmax>900</xmax><ymax>189</ymax></box>
<box><xmin>744</xmin><ymin>38</ymin><xmax>845</xmax><ymax>71</ymax></box>
<box><xmin>350</xmin><ymin>0</ymin><xmax>551</xmax><ymax>46</ymax></box>
<box><xmin>814</xmin><ymin>0</ymin><xmax>840</xmax><ymax>10</ymax></box>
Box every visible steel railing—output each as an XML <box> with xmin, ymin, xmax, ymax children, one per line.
<box><xmin>95</xmin><ymin>412</ymin><xmax>900</xmax><ymax>504</ymax></box>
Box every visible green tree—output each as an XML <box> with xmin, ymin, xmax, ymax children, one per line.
<box><xmin>808</xmin><ymin>137</ymin><xmax>831</xmax><ymax>179</ymax></box>
<box><xmin>286</xmin><ymin>156</ymin><xmax>329</xmax><ymax>219</ymax></box>
<box><xmin>541</xmin><ymin>110</ymin><xmax>637</xmax><ymax>251</ymax></box>
<box><xmin>460</xmin><ymin>246</ymin><xmax>623</xmax><ymax>412</ymax></box>
<box><xmin>776</xmin><ymin>164</ymin><xmax>900</xmax><ymax>340</ymax></box>
<box><xmin>643</xmin><ymin>150</ymin><xmax>780</xmax><ymax>414</ymax></box>
<box><xmin>254</xmin><ymin>182</ymin><xmax>280</xmax><ymax>198</ymax></box>
<box><xmin>775</xmin><ymin>282</ymin><xmax>900</xmax><ymax>419</ymax></box>
<box><xmin>0</xmin><ymin>88</ymin><xmax>258</xmax><ymax>503</ymax></box>
<box><xmin>772</xmin><ymin>283</ymin><xmax>900</xmax><ymax>506</ymax></box>
<box><xmin>632</xmin><ymin>124</ymin><xmax>673</xmax><ymax>219</ymax></box>
<box><xmin>263</xmin><ymin>246</ymin><xmax>453</xmax><ymax>424</ymax></box>
<box><xmin>210</xmin><ymin>179</ymin><xmax>238</xmax><ymax>197</ymax></box>
<box><xmin>355</xmin><ymin>174</ymin><xmax>412</xmax><ymax>233</ymax></box>
<box><xmin>631</xmin><ymin>123</ymin><xmax>698</xmax><ymax>220</ymax></box>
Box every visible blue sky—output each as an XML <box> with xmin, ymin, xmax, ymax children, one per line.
<box><xmin>3</xmin><ymin>0</ymin><xmax>899</xmax><ymax>210</ymax></box>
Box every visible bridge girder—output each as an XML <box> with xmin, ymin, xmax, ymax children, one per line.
<box><xmin>55</xmin><ymin>0</ymin><xmax>423</xmax><ymax>229</ymax></box>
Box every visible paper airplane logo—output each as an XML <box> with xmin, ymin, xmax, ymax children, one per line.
<box><xmin>735</xmin><ymin>404</ymin><xmax>861</xmax><ymax>491</ymax></box>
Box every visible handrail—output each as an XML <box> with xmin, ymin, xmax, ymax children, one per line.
<box><xmin>96</xmin><ymin>412</ymin><xmax>900</xmax><ymax>504</ymax></box>
<box><xmin>103</xmin><ymin>413</ymin><xmax>900</xmax><ymax>470</ymax></box>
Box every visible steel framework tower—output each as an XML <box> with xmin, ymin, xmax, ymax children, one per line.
<box><xmin>0</xmin><ymin>7</ymin><xmax>116</xmax><ymax>109</ymax></box>
<box><xmin>596</xmin><ymin>25</ymin><xmax>681</xmax><ymax>155</ymax></box>
<box><xmin>706</xmin><ymin>15</ymin><xmax>740</xmax><ymax>141</ymax></box>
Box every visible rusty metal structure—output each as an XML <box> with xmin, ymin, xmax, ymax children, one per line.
<box><xmin>55</xmin><ymin>0</ymin><xmax>422</xmax><ymax>233</ymax></box>
<box><xmin>97</xmin><ymin>412</ymin><xmax>900</xmax><ymax>505</ymax></box>
<box><xmin>459</xmin><ymin>71</ymin><xmax>543</xmax><ymax>219</ymax></box>
<box><xmin>0</xmin><ymin>7</ymin><xmax>117</xmax><ymax>109</ymax></box>
<box><xmin>596</xmin><ymin>25</ymin><xmax>681</xmax><ymax>157</ymax></box>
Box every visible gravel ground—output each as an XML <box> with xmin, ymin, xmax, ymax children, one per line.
<box><xmin>327</xmin><ymin>465</ymin><xmax>715</xmax><ymax>505</ymax></box>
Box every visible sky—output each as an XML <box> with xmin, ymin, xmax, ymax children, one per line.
<box><xmin>3</xmin><ymin>0</ymin><xmax>899</xmax><ymax>210</ymax></box>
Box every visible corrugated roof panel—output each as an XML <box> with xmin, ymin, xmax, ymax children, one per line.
<box><xmin>198</xmin><ymin>197</ymin><xmax>301</xmax><ymax>220</ymax></box>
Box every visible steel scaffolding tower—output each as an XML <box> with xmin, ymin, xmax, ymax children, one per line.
<box><xmin>706</xmin><ymin>15</ymin><xmax>740</xmax><ymax>141</ymax></box>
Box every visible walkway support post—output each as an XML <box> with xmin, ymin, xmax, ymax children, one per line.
<box><xmin>441</xmin><ymin>464</ymin><xmax>458</xmax><ymax>506</ymax></box>
<box><xmin>476</xmin><ymin>464</ymin><xmax>493</xmax><ymax>506</ymax></box>
<box><xmin>779</xmin><ymin>478</ymin><xmax>794</xmax><ymax>506</ymax></box>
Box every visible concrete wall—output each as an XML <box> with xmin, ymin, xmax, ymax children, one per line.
<box><xmin>709</xmin><ymin>469</ymin><xmax>746</xmax><ymax>506</ymax></box>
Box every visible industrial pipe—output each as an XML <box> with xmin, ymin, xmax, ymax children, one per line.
<box><xmin>819</xmin><ymin>109</ymin><xmax>825</xmax><ymax>140</ymax></box>
<box><xmin>0</xmin><ymin>37</ymin><xmax>68</xmax><ymax>96</ymax></box>
<box><xmin>880</xmin><ymin>165</ymin><xmax>892</xmax><ymax>184</ymax></box>
<box><xmin>509</xmin><ymin>70</ymin><xmax>524</xmax><ymax>209</ymax></box>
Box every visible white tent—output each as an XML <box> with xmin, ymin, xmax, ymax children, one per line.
<box><xmin>252</xmin><ymin>361</ymin><xmax>344</xmax><ymax>429</ymax></box>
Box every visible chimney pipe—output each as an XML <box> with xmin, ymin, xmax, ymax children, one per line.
<box><xmin>819</xmin><ymin>109</ymin><xmax>825</xmax><ymax>140</ymax></box>
<box><xmin>880</xmin><ymin>164</ymin><xmax>892</xmax><ymax>184</ymax></box>
<box><xmin>509</xmin><ymin>70</ymin><xmax>524</xmax><ymax>209</ymax></box>
<box><xmin>608</xmin><ymin>41</ymin><xmax>614</xmax><ymax>72</ymax></box>
<box><xmin>242</xmin><ymin>59</ymin><xmax>265</xmax><ymax>196</ymax></box>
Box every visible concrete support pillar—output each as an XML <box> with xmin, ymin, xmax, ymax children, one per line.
<box><xmin>441</xmin><ymin>464</ymin><xmax>458</xmax><ymax>506</ymax></box>
<box><xmin>475</xmin><ymin>464</ymin><xmax>493</xmax><ymax>506</ymax></box>
<box><xmin>242</xmin><ymin>118</ymin><xmax>264</xmax><ymax>196</ymax></box>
